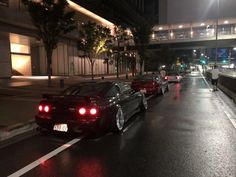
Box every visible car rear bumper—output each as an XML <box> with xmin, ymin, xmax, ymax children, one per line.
<box><xmin>35</xmin><ymin>116</ymin><xmax>101</xmax><ymax>133</ymax></box>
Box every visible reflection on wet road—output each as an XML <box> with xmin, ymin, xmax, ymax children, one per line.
<box><xmin>1</xmin><ymin>72</ymin><xmax>236</xmax><ymax>177</ymax></box>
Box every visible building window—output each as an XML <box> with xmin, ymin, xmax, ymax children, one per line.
<box><xmin>0</xmin><ymin>0</ymin><xmax>8</xmax><ymax>6</ymax></box>
<box><xmin>10</xmin><ymin>33</ymin><xmax>32</xmax><ymax>76</ymax></box>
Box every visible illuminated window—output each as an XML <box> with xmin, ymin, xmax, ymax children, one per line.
<box><xmin>10</xmin><ymin>44</ymin><xmax>30</xmax><ymax>54</ymax></box>
<box><xmin>10</xmin><ymin>33</ymin><xmax>30</xmax><ymax>54</ymax></box>
<box><xmin>11</xmin><ymin>54</ymin><xmax>32</xmax><ymax>76</ymax></box>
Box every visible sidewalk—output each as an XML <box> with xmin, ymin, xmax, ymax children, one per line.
<box><xmin>0</xmin><ymin>73</ymin><xmax>134</xmax><ymax>144</ymax></box>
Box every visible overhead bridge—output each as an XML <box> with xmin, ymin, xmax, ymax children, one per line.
<box><xmin>149</xmin><ymin>17</ymin><xmax>236</xmax><ymax>50</ymax></box>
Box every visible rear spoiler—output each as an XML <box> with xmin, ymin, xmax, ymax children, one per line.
<box><xmin>42</xmin><ymin>94</ymin><xmax>56</xmax><ymax>99</ymax></box>
<box><xmin>42</xmin><ymin>94</ymin><xmax>101</xmax><ymax>101</ymax></box>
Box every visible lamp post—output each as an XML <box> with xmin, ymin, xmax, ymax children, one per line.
<box><xmin>215</xmin><ymin>0</ymin><xmax>219</xmax><ymax>64</ymax></box>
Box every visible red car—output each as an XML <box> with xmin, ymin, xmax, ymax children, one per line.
<box><xmin>131</xmin><ymin>74</ymin><xmax>169</xmax><ymax>95</ymax></box>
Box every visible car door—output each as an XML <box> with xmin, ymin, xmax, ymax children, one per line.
<box><xmin>119</xmin><ymin>83</ymin><xmax>140</xmax><ymax>119</ymax></box>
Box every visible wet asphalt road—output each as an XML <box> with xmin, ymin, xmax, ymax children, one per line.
<box><xmin>0</xmin><ymin>72</ymin><xmax>236</xmax><ymax>177</ymax></box>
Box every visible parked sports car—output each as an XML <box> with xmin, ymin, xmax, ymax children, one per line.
<box><xmin>35</xmin><ymin>81</ymin><xmax>147</xmax><ymax>134</ymax></box>
<box><xmin>131</xmin><ymin>74</ymin><xmax>169</xmax><ymax>95</ymax></box>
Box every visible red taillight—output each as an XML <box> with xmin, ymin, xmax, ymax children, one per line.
<box><xmin>78</xmin><ymin>107</ymin><xmax>86</xmax><ymax>115</ymax></box>
<box><xmin>165</xmin><ymin>76</ymin><xmax>168</xmax><ymax>80</ymax></box>
<box><xmin>44</xmin><ymin>105</ymin><xmax>50</xmax><ymax>113</ymax></box>
<box><xmin>38</xmin><ymin>104</ymin><xmax>51</xmax><ymax>113</ymax></box>
<box><xmin>77</xmin><ymin>107</ymin><xmax>98</xmax><ymax>116</ymax></box>
<box><xmin>38</xmin><ymin>105</ymin><xmax>43</xmax><ymax>112</ymax></box>
<box><xmin>90</xmin><ymin>108</ymin><xmax>97</xmax><ymax>115</ymax></box>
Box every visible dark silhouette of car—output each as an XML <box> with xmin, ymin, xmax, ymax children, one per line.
<box><xmin>131</xmin><ymin>74</ymin><xmax>169</xmax><ymax>95</ymax></box>
<box><xmin>166</xmin><ymin>71</ymin><xmax>182</xmax><ymax>82</ymax></box>
<box><xmin>35</xmin><ymin>81</ymin><xmax>147</xmax><ymax>134</ymax></box>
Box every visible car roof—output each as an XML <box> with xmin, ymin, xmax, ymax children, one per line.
<box><xmin>134</xmin><ymin>74</ymin><xmax>160</xmax><ymax>80</ymax></box>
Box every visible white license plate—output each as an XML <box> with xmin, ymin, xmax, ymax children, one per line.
<box><xmin>140</xmin><ymin>89</ymin><xmax>146</xmax><ymax>93</ymax></box>
<box><xmin>53</xmin><ymin>124</ymin><xmax>68</xmax><ymax>132</ymax></box>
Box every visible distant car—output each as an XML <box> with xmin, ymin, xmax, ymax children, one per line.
<box><xmin>131</xmin><ymin>74</ymin><xmax>169</xmax><ymax>95</ymax></box>
<box><xmin>166</xmin><ymin>71</ymin><xmax>182</xmax><ymax>82</ymax></box>
<box><xmin>35</xmin><ymin>81</ymin><xmax>147</xmax><ymax>134</ymax></box>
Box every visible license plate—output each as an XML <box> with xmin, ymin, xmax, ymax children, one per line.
<box><xmin>53</xmin><ymin>124</ymin><xmax>68</xmax><ymax>132</ymax></box>
<box><xmin>140</xmin><ymin>89</ymin><xmax>146</xmax><ymax>93</ymax></box>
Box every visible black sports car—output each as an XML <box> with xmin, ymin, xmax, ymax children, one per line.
<box><xmin>35</xmin><ymin>81</ymin><xmax>147</xmax><ymax>133</ymax></box>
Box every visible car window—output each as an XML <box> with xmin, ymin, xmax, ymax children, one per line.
<box><xmin>106</xmin><ymin>85</ymin><xmax>120</xmax><ymax>97</ymax></box>
<box><xmin>134</xmin><ymin>75</ymin><xmax>154</xmax><ymax>81</ymax></box>
<box><xmin>120</xmin><ymin>83</ymin><xmax>133</xmax><ymax>94</ymax></box>
<box><xmin>62</xmin><ymin>83</ymin><xmax>108</xmax><ymax>96</ymax></box>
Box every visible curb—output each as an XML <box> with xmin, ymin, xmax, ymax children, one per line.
<box><xmin>0</xmin><ymin>119</ymin><xmax>37</xmax><ymax>142</ymax></box>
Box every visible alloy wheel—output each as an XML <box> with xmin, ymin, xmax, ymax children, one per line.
<box><xmin>116</xmin><ymin>108</ymin><xmax>124</xmax><ymax>131</ymax></box>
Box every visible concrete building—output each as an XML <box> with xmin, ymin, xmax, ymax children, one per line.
<box><xmin>0</xmin><ymin>0</ymin><xmax>118</xmax><ymax>78</ymax></box>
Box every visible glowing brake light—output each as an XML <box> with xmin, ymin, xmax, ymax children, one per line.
<box><xmin>38</xmin><ymin>104</ymin><xmax>51</xmax><ymax>113</ymax></box>
<box><xmin>44</xmin><ymin>105</ymin><xmax>50</xmax><ymax>113</ymax></box>
<box><xmin>90</xmin><ymin>108</ymin><xmax>97</xmax><ymax>115</ymax></box>
<box><xmin>165</xmin><ymin>76</ymin><xmax>168</xmax><ymax>80</ymax></box>
<box><xmin>38</xmin><ymin>105</ymin><xmax>43</xmax><ymax>112</ymax></box>
<box><xmin>77</xmin><ymin>107</ymin><xmax>98</xmax><ymax>116</ymax></box>
<box><xmin>78</xmin><ymin>108</ymin><xmax>86</xmax><ymax>115</ymax></box>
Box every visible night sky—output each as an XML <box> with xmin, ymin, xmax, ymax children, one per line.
<box><xmin>161</xmin><ymin>0</ymin><xmax>236</xmax><ymax>24</ymax></box>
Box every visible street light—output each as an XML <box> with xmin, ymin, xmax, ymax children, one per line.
<box><xmin>215</xmin><ymin>0</ymin><xmax>219</xmax><ymax>64</ymax></box>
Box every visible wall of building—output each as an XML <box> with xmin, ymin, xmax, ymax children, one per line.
<box><xmin>0</xmin><ymin>0</ymin><xmax>120</xmax><ymax>78</ymax></box>
<box><xmin>0</xmin><ymin>32</ymin><xmax>11</xmax><ymax>78</ymax></box>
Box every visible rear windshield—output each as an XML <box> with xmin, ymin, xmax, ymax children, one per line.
<box><xmin>134</xmin><ymin>75</ymin><xmax>154</xmax><ymax>81</ymax></box>
<box><xmin>61</xmin><ymin>83</ymin><xmax>110</xmax><ymax>96</ymax></box>
<box><xmin>167</xmin><ymin>72</ymin><xmax>178</xmax><ymax>76</ymax></box>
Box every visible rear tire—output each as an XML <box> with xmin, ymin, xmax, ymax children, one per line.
<box><xmin>161</xmin><ymin>87</ymin><xmax>165</xmax><ymax>95</ymax></box>
<box><xmin>111</xmin><ymin>107</ymin><xmax>125</xmax><ymax>132</ymax></box>
<box><xmin>166</xmin><ymin>84</ymin><xmax>169</xmax><ymax>92</ymax></box>
<box><xmin>140</xmin><ymin>95</ymin><xmax>148</xmax><ymax>112</ymax></box>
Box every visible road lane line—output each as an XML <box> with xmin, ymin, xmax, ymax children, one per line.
<box><xmin>8</xmin><ymin>138</ymin><xmax>82</xmax><ymax>177</ymax></box>
<box><xmin>200</xmin><ymin>72</ymin><xmax>236</xmax><ymax>129</ymax></box>
<box><xmin>200</xmin><ymin>72</ymin><xmax>211</xmax><ymax>89</ymax></box>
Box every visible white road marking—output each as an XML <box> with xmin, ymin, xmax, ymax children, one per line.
<box><xmin>8</xmin><ymin>138</ymin><xmax>82</xmax><ymax>177</ymax></box>
<box><xmin>200</xmin><ymin>72</ymin><xmax>236</xmax><ymax>129</ymax></box>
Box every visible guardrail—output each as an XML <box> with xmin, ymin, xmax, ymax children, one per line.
<box><xmin>205</xmin><ymin>71</ymin><xmax>236</xmax><ymax>102</ymax></box>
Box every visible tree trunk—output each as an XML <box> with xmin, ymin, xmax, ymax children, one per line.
<box><xmin>90</xmin><ymin>57</ymin><xmax>94</xmax><ymax>80</ymax></box>
<box><xmin>46</xmin><ymin>49</ymin><xmax>53</xmax><ymax>87</ymax></box>
<box><xmin>139</xmin><ymin>58</ymin><xmax>143</xmax><ymax>75</ymax></box>
<box><xmin>107</xmin><ymin>62</ymin><xmax>109</xmax><ymax>74</ymax></box>
<box><xmin>116</xmin><ymin>41</ymin><xmax>120</xmax><ymax>78</ymax></box>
